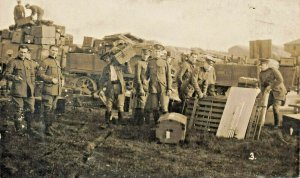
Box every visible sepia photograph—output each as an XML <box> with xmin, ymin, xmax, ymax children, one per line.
<box><xmin>0</xmin><ymin>0</ymin><xmax>299</xmax><ymax>177</ymax></box>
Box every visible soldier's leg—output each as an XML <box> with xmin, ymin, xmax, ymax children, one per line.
<box><xmin>24</xmin><ymin>97</ymin><xmax>35</xmax><ymax>133</ymax></box>
<box><xmin>273</xmin><ymin>100</ymin><xmax>282</xmax><ymax>128</ymax></box>
<box><xmin>134</xmin><ymin>94</ymin><xmax>147</xmax><ymax>125</ymax></box>
<box><xmin>152</xmin><ymin>93</ymin><xmax>160</xmax><ymax>124</ymax></box>
<box><xmin>160</xmin><ymin>90</ymin><xmax>170</xmax><ymax>114</ymax></box>
<box><xmin>105</xmin><ymin>97</ymin><xmax>113</xmax><ymax>125</ymax></box>
<box><xmin>12</xmin><ymin>97</ymin><xmax>25</xmax><ymax>132</ymax></box>
<box><xmin>144</xmin><ymin>94</ymin><xmax>153</xmax><ymax>125</ymax></box>
<box><xmin>117</xmin><ymin>93</ymin><xmax>126</xmax><ymax>124</ymax></box>
<box><xmin>42</xmin><ymin>95</ymin><xmax>54</xmax><ymax>136</ymax></box>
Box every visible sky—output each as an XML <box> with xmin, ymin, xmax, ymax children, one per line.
<box><xmin>0</xmin><ymin>0</ymin><xmax>300</xmax><ymax>51</ymax></box>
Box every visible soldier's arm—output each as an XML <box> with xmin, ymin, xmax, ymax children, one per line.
<box><xmin>202</xmin><ymin>79</ymin><xmax>208</xmax><ymax>96</ymax></box>
<box><xmin>166</xmin><ymin>63</ymin><xmax>172</xmax><ymax>91</ymax></box>
<box><xmin>271</xmin><ymin>68</ymin><xmax>284</xmax><ymax>88</ymax></box>
<box><xmin>5</xmin><ymin>60</ymin><xmax>17</xmax><ymax>81</ymax></box>
<box><xmin>191</xmin><ymin>69</ymin><xmax>202</xmax><ymax>96</ymax></box>
<box><xmin>21</xmin><ymin>7</ymin><xmax>25</xmax><ymax>17</ymax></box>
<box><xmin>135</xmin><ymin>62</ymin><xmax>143</xmax><ymax>91</ymax></box>
<box><xmin>124</xmin><ymin>62</ymin><xmax>132</xmax><ymax>74</ymax></box>
<box><xmin>98</xmin><ymin>66</ymin><xmax>109</xmax><ymax>91</ymax></box>
<box><xmin>176</xmin><ymin>63</ymin><xmax>187</xmax><ymax>85</ymax></box>
<box><xmin>38</xmin><ymin>61</ymin><xmax>53</xmax><ymax>83</ymax></box>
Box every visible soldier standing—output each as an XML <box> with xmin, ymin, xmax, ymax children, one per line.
<box><xmin>5</xmin><ymin>45</ymin><xmax>38</xmax><ymax>134</ymax></box>
<box><xmin>99</xmin><ymin>53</ymin><xmax>132</xmax><ymax>127</ymax></box>
<box><xmin>259</xmin><ymin>58</ymin><xmax>287</xmax><ymax>129</ymax></box>
<box><xmin>144</xmin><ymin>44</ymin><xmax>172</xmax><ymax>124</ymax></box>
<box><xmin>25</xmin><ymin>4</ymin><xmax>44</xmax><ymax>24</ymax></box>
<box><xmin>204</xmin><ymin>55</ymin><xmax>217</xmax><ymax>96</ymax></box>
<box><xmin>38</xmin><ymin>45</ymin><xmax>63</xmax><ymax>136</ymax></box>
<box><xmin>14</xmin><ymin>0</ymin><xmax>25</xmax><ymax>25</ymax></box>
<box><xmin>133</xmin><ymin>48</ymin><xmax>151</xmax><ymax>125</ymax></box>
<box><xmin>177</xmin><ymin>52</ymin><xmax>198</xmax><ymax>100</ymax></box>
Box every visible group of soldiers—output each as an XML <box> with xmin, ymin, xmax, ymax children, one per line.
<box><xmin>1</xmin><ymin>40</ymin><xmax>287</xmax><ymax>138</ymax></box>
<box><xmin>3</xmin><ymin>44</ymin><xmax>63</xmax><ymax>136</ymax></box>
<box><xmin>99</xmin><ymin>43</ymin><xmax>287</xmax><ymax>130</ymax></box>
<box><xmin>98</xmin><ymin>43</ymin><xmax>218</xmax><ymax>128</ymax></box>
<box><xmin>14</xmin><ymin>0</ymin><xmax>44</xmax><ymax>25</ymax></box>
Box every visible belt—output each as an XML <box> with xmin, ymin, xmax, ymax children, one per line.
<box><xmin>111</xmin><ymin>80</ymin><xmax>119</xmax><ymax>85</ymax></box>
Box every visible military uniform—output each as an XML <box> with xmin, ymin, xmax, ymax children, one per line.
<box><xmin>5</xmin><ymin>56</ymin><xmax>38</xmax><ymax>132</ymax></box>
<box><xmin>100</xmin><ymin>58</ymin><xmax>132</xmax><ymax>124</ymax></box>
<box><xmin>206</xmin><ymin>66</ymin><xmax>217</xmax><ymax>96</ymax></box>
<box><xmin>133</xmin><ymin>56</ymin><xmax>149</xmax><ymax>125</ymax></box>
<box><xmin>177</xmin><ymin>60</ymin><xmax>196</xmax><ymax>100</ymax></box>
<box><xmin>259</xmin><ymin>67</ymin><xmax>287</xmax><ymax>127</ymax></box>
<box><xmin>14</xmin><ymin>4</ymin><xmax>25</xmax><ymax>24</ymax></box>
<box><xmin>145</xmin><ymin>56</ymin><xmax>172</xmax><ymax>123</ymax></box>
<box><xmin>191</xmin><ymin>67</ymin><xmax>208</xmax><ymax>97</ymax></box>
<box><xmin>28</xmin><ymin>5</ymin><xmax>44</xmax><ymax>21</ymax></box>
<box><xmin>38</xmin><ymin>55</ymin><xmax>63</xmax><ymax>135</ymax></box>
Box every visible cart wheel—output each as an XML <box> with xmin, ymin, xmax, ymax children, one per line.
<box><xmin>75</xmin><ymin>76</ymin><xmax>97</xmax><ymax>95</ymax></box>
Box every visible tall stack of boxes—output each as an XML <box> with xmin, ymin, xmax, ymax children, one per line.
<box><xmin>0</xmin><ymin>22</ymin><xmax>73</xmax><ymax>63</ymax></box>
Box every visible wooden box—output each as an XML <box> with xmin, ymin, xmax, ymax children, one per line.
<box><xmin>114</xmin><ymin>45</ymin><xmax>136</xmax><ymax>64</ymax></box>
<box><xmin>16</xmin><ymin>17</ymin><xmax>34</xmax><ymax>27</ymax></box>
<box><xmin>64</xmin><ymin>34</ymin><xmax>73</xmax><ymax>45</ymax></box>
<box><xmin>34</xmin><ymin>37</ymin><xmax>56</xmax><ymax>45</ymax></box>
<box><xmin>31</xmin><ymin>25</ymin><xmax>56</xmax><ymax>38</ymax></box>
<box><xmin>2</xmin><ymin>29</ymin><xmax>12</xmax><ymax>39</ymax></box>
<box><xmin>24</xmin><ymin>35</ymin><xmax>34</xmax><ymax>44</ymax></box>
<box><xmin>282</xmin><ymin>114</ymin><xmax>300</xmax><ymax>135</ymax></box>
<box><xmin>82</xmin><ymin>36</ymin><xmax>96</xmax><ymax>47</ymax></box>
<box><xmin>280</xmin><ymin>58</ymin><xmax>296</xmax><ymax>67</ymax></box>
<box><xmin>11</xmin><ymin>30</ymin><xmax>23</xmax><ymax>44</ymax></box>
<box><xmin>156</xmin><ymin>113</ymin><xmax>187</xmax><ymax>144</ymax></box>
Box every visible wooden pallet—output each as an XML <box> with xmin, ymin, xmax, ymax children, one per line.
<box><xmin>184</xmin><ymin>96</ymin><xmax>227</xmax><ymax>134</ymax></box>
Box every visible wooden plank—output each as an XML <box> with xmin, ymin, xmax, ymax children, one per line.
<box><xmin>194</xmin><ymin>125</ymin><xmax>217</xmax><ymax>132</ymax></box>
<box><xmin>216</xmin><ymin>87</ymin><xmax>260</xmax><ymax>139</ymax></box>
<box><xmin>198</xmin><ymin>102</ymin><xmax>226</xmax><ymax>108</ymax></box>
<box><xmin>195</xmin><ymin>112</ymin><xmax>223</xmax><ymax>118</ymax></box>
<box><xmin>194</xmin><ymin>118</ymin><xmax>221</xmax><ymax>124</ymax></box>
<box><xmin>198</xmin><ymin>107</ymin><xmax>224</xmax><ymax>113</ymax></box>
<box><xmin>194</xmin><ymin>121</ymin><xmax>219</xmax><ymax>128</ymax></box>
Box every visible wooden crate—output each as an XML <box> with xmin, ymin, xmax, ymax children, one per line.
<box><xmin>193</xmin><ymin>96</ymin><xmax>227</xmax><ymax>133</ymax></box>
<box><xmin>156</xmin><ymin>113</ymin><xmax>187</xmax><ymax>144</ymax></box>
<box><xmin>282</xmin><ymin>114</ymin><xmax>300</xmax><ymax>135</ymax></box>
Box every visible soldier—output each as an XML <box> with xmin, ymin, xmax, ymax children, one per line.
<box><xmin>191</xmin><ymin>59</ymin><xmax>210</xmax><ymax>98</ymax></box>
<box><xmin>5</xmin><ymin>45</ymin><xmax>38</xmax><ymax>134</ymax></box>
<box><xmin>177</xmin><ymin>52</ymin><xmax>198</xmax><ymax>100</ymax></box>
<box><xmin>133</xmin><ymin>48</ymin><xmax>151</xmax><ymax>125</ymax></box>
<box><xmin>25</xmin><ymin>4</ymin><xmax>44</xmax><ymax>24</ymax></box>
<box><xmin>38</xmin><ymin>45</ymin><xmax>63</xmax><ymax>136</ymax></box>
<box><xmin>204</xmin><ymin>55</ymin><xmax>217</xmax><ymax>96</ymax></box>
<box><xmin>144</xmin><ymin>44</ymin><xmax>172</xmax><ymax>124</ymax></box>
<box><xmin>99</xmin><ymin>53</ymin><xmax>132</xmax><ymax>127</ymax></box>
<box><xmin>14</xmin><ymin>0</ymin><xmax>25</xmax><ymax>25</ymax></box>
<box><xmin>259</xmin><ymin>58</ymin><xmax>287</xmax><ymax>129</ymax></box>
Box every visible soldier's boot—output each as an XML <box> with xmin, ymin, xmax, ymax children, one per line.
<box><xmin>137</xmin><ymin>109</ymin><xmax>145</xmax><ymax>126</ymax></box>
<box><xmin>133</xmin><ymin>109</ymin><xmax>141</xmax><ymax>125</ymax></box>
<box><xmin>274</xmin><ymin>112</ymin><xmax>279</xmax><ymax>129</ymax></box>
<box><xmin>24</xmin><ymin>111</ymin><xmax>33</xmax><ymax>135</ymax></box>
<box><xmin>118</xmin><ymin>112</ymin><xmax>126</xmax><ymax>125</ymax></box>
<box><xmin>44</xmin><ymin>111</ymin><xmax>54</xmax><ymax>136</ymax></box>
<box><xmin>153</xmin><ymin>110</ymin><xmax>160</xmax><ymax>125</ymax></box>
<box><xmin>101</xmin><ymin>111</ymin><xmax>111</xmax><ymax>129</ymax></box>
<box><xmin>14</xmin><ymin>109</ymin><xmax>25</xmax><ymax>132</ymax></box>
<box><xmin>144</xmin><ymin>111</ymin><xmax>151</xmax><ymax>125</ymax></box>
